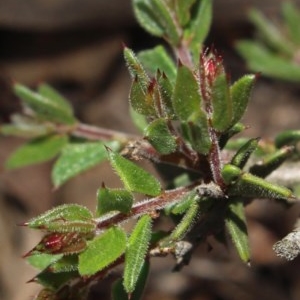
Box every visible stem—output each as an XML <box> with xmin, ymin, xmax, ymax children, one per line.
<box><xmin>95</xmin><ymin>183</ymin><xmax>199</xmax><ymax>230</ymax></box>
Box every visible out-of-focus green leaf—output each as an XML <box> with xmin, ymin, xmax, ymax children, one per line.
<box><xmin>132</xmin><ymin>0</ymin><xmax>164</xmax><ymax>37</ymax></box>
<box><xmin>175</xmin><ymin>0</ymin><xmax>196</xmax><ymax>26</ymax></box>
<box><xmin>138</xmin><ymin>45</ymin><xmax>176</xmax><ymax>83</ymax></box>
<box><xmin>186</xmin><ymin>0</ymin><xmax>212</xmax><ymax>61</ymax></box>
<box><xmin>97</xmin><ymin>187</ymin><xmax>133</xmax><ymax>216</ymax></box>
<box><xmin>173</xmin><ymin>63</ymin><xmax>201</xmax><ymax>121</ymax></box>
<box><xmin>275</xmin><ymin>130</ymin><xmax>300</xmax><ymax>148</ymax></box>
<box><xmin>123</xmin><ymin>215</ymin><xmax>152</xmax><ymax>293</ymax></box>
<box><xmin>25</xmin><ymin>204</ymin><xmax>95</xmax><ymax>233</ymax></box>
<box><xmin>27</xmin><ymin>253</ymin><xmax>63</xmax><ymax>270</ymax></box>
<box><xmin>225</xmin><ymin>198</ymin><xmax>250</xmax><ymax>263</ymax></box>
<box><xmin>14</xmin><ymin>84</ymin><xmax>76</xmax><ymax>125</ymax></box>
<box><xmin>107</xmin><ymin>150</ymin><xmax>162</xmax><ymax>196</ymax></box>
<box><xmin>236</xmin><ymin>41</ymin><xmax>300</xmax><ymax>81</ymax></box>
<box><xmin>145</xmin><ymin>118</ymin><xmax>177</xmax><ymax>155</ymax></box>
<box><xmin>6</xmin><ymin>134</ymin><xmax>68</xmax><ymax>169</ymax></box>
<box><xmin>78</xmin><ymin>226</ymin><xmax>127</xmax><ymax>276</ymax></box>
<box><xmin>282</xmin><ymin>2</ymin><xmax>300</xmax><ymax>45</ymax></box>
<box><xmin>248</xmin><ymin>8</ymin><xmax>293</xmax><ymax>56</ymax></box>
<box><xmin>38</xmin><ymin>83</ymin><xmax>73</xmax><ymax>116</ymax></box>
<box><xmin>230</xmin><ymin>74</ymin><xmax>256</xmax><ymax>126</ymax></box>
<box><xmin>52</xmin><ymin>140</ymin><xmax>120</xmax><ymax>188</ymax></box>
<box><xmin>211</xmin><ymin>73</ymin><xmax>232</xmax><ymax>131</ymax></box>
<box><xmin>129</xmin><ymin>106</ymin><xmax>149</xmax><ymax>133</ymax></box>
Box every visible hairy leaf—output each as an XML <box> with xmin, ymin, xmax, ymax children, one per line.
<box><xmin>52</xmin><ymin>140</ymin><xmax>120</xmax><ymax>188</ymax></box>
<box><xmin>6</xmin><ymin>134</ymin><xmax>68</xmax><ymax>169</ymax></box>
<box><xmin>97</xmin><ymin>187</ymin><xmax>133</xmax><ymax>216</ymax></box>
<box><xmin>123</xmin><ymin>215</ymin><xmax>152</xmax><ymax>293</ymax></box>
<box><xmin>225</xmin><ymin>198</ymin><xmax>250</xmax><ymax>263</ymax></box>
<box><xmin>107</xmin><ymin>150</ymin><xmax>162</xmax><ymax>196</ymax></box>
<box><xmin>14</xmin><ymin>84</ymin><xmax>76</xmax><ymax>125</ymax></box>
<box><xmin>78</xmin><ymin>227</ymin><xmax>127</xmax><ymax>276</ymax></box>
<box><xmin>27</xmin><ymin>253</ymin><xmax>63</xmax><ymax>270</ymax></box>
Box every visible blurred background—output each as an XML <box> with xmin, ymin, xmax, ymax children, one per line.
<box><xmin>0</xmin><ymin>0</ymin><xmax>300</xmax><ymax>299</ymax></box>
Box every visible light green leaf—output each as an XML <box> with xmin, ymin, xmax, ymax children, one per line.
<box><xmin>107</xmin><ymin>150</ymin><xmax>162</xmax><ymax>196</ymax></box>
<box><xmin>26</xmin><ymin>204</ymin><xmax>95</xmax><ymax>233</ymax></box>
<box><xmin>97</xmin><ymin>187</ymin><xmax>133</xmax><ymax>216</ymax></box>
<box><xmin>6</xmin><ymin>134</ymin><xmax>68</xmax><ymax>169</ymax></box>
<box><xmin>138</xmin><ymin>45</ymin><xmax>176</xmax><ymax>83</ymax></box>
<box><xmin>186</xmin><ymin>0</ymin><xmax>212</xmax><ymax>61</ymax></box>
<box><xmin>145</xmin><ymin>118</ymin><xmax>177</xmax><ymax>155</ymax></box>
<box><xmin>275</xmin><ymin>129</ymin><xmax>300</xmax><ymax>148</ymax></box>
<box><xmin>78</xmin><ymin>226</ymin><xmax>127</xmax><ymax>276</ymax></box>
<box><xmin>132</xmin><ymin>0</ymin><xmax>164</xmax><ymax>37</ymax></box>
<box><xmin>175</xmin><ymin>0</ymin><xmax>196</xmax><ymax>26</ymax></box>
<box><xmin>225</xmin><ymin>198</ymin><xmax>250</xmax><ymax>263</ymax></box>
<box><xmin>14</xmin><ymin>84</ymin><xmax>76</xmax><ymax>125</ymax></box>
<box><xmin>130</xmin><ymin>107</ymin><xmax>148</xmax><ymax>133</ymax></box>
<box><xmin>230</xmin><ymin>74</ymin><xmax>256</xmax><ymax>126</ymax></box>
<box><xmin>173</xmin><ymin>63</ymin><xmax>201</xmax><ymax>121</ymax></box>
<box><xmin>282</xmin><ymin>2</ymin><xmax>300</xmax><ymax>45</ymax></box>
<box><xmin>52</xmin><ymin>140</ymin><xmax>120</xmax><ymax>188</ymax></box>
<box><xmin>47</xmin><ymin>255</ymin><xmax>78</xmax><ymax>273</ymax></box>
<box><xmin>211</xmin><ymin>73</ymin><xmax>232</xmax><ymax>131</ymax></box>
<box><xmin>27</xmin><ymin>253</ymin><xmax>63</xmax><ymax>270</ymax></box>
<box><xmin>123</xmin><ymin>215</ymin><xmax>152</xmax><ymax>293</ymax></box>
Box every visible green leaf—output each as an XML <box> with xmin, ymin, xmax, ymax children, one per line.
<box><xmin>138</xmin><ymin>45</ymin><xmax>176</xmax><ymax>83</ymax></box>
<box><xmin>175</xmin><ymin>0</ymin><xmax>196</xmax><ymax>26</ymax></box>
<box><xmin>169</xmin><ymin>189</ymin><xmax>197</xmax><ymax>215</ymax></box>
<box><xmin>47</xmin><ymin>254</ymin><xmax>78</xmax><ymax>273</ymax></box>
<box><xmin>186</xmin><ymin>0</ymin><xmax>212</xmax><ymax>61</ymax></box>
<box><xmin>129</xmin><ymin>106</ymin><xmax>149</xmax><ymax>133</ymax></box>
<box><xmin>230</xmin><ymin>74</ymin><xmax>256</xmax><ymax>126</ymax></box>
<box><xmin>107</xmin><ymin>150</ymin><xmax>162</xmax><ymax>196</ymax></box>
<box><xmin>225</xmin><ymin>198</ymin><xmax>250</xmax><ymax>263</ymax></box>
<box><xmin>282</xmin><ymin>2</ymin><xmax>300</xmax><ymax>45</ymax></box>
<box><xmin>38</xmin><ymin>83</ymin><xmax>73</xmax><ymax>116</ymax></box>
<box><xmin>123</xmin><ymin>215</ymin><xmax>152</xmax><ymax>294</ymax></box>
<box><xmin>145</xmin><ymin>118</ymin><xmax>177</xmax><ymax>155</ymax></box>
<box><xmin>27</xmin><ymin>253</ymin><xmax>63</xmax><ymax>270</ymax></box>
<box><xmin>221</xmin><ymin>164</ymin><xmax>242</xmax><ymax>185</ymax></box>
<box><xmin>25</xmin><ymin>204</ymin><xmax>95</xmax><ymax>233</ymax></box>
<box><xmin>211</xmin><ymin>73</ymin><xmax>232</xmax><ymax>131</ymax></box>
<box><xmin>275</xmin><ymin>130</ymin><xmax>300</xmax><ymax>148</ymax></box>
<box><xmin>52</xmin><ymin>140</ymin><xmax>120</xmax><ymax>188</ymax></box>
<box><xmin>230</xmin><ymin>138</ymin><xmax>260</xmax><ymax>169</ymax></box>
<box><xmin>78</xmin><ymin>226</ymin><xmax>127</xmax><ymax>276</ymax></box>
<box><xmin>14</xmin><ymin>84</ymin><xmax>76</xmax><ymax>125</ymax></box>
<box><xmin>151</xmin><ymin>0</ymin><xmax>180</xmax><ymax>45</ymax></box>
<box><xmin>173</xmin><ymin>63</ymin><xmax>201</xmax><ymax>121</ymax></box>
<box><xmin>6</xmin><ymin>134</ymin><xmax>68</xmax><ymax>169</ymax></box>
<box><xmin>132</xmin><ymin>0</ymin><xmax>164</xmax><ymax>37</ymax></box>
<box><xmin>112</xmin><ymin>261</ymin><xmax>149</xmax><ymax>300</ymax></box>
<box><xmin>248</xmin><ymin>8</ymin><xmax>293</xmax><ymax>56</ymax></box>
<box><xmin>236</xmin><ymin>41</ymin><xmax>300</xmax><ymax>81</ymax></box>
<box><xmin>97</xmin><ymin>187</ymin><xmax>133</xmax><ymax>216</ymax></box>
<box><xmin>228</xmin><ymin>172</ymin><xmax>293</xmax><ymax>201</ymax></box>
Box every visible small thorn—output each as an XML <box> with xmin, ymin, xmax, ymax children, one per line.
<box><xmin>17</xmin><ymin>222</ymin><xmax>29</xmax><ymax>227</ymax></box>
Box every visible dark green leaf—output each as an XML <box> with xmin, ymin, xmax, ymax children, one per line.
<box><xmin>97</xmin><ymin>187</ymin><xmax>133</xmax><ymax>216</ymax></box>
<box><xmin>6</xmin><ymin>134</ymin><xmax>68</xmax><ymax>169</ymax></box>
<box><xmin>14</xmin><ymin>84</ymin><xmax>76</xmax><ymax>125</ymax></box>
<box><xmin>123</xmin><ymin>215</ymin><xmax>152</xmax><ymax>293</ymax></box>
<box><xmin>175</xmin><ymin>0</ymin><xmax>196</xmax><ymax>26</ymax></box>
<box><xmin>230</xmin><ymin>138</ymin><xmax>260</xmax><ymax>169</ymax></box>
<box><xmin>107</xmin><ymin>150</ymin><xmax>162</xmax><ymax>196</ymax></box>
<box><xmin>211</xmin><ymin>73</ymin><xmax>232</xmax><ymax>131</ymax></box>
<box><xmin>173</xmin><ymin>63</ymin><xmax>201</xmax><ymax>121</ymax></box>
<box><xmin>52</xmin><ymin>140</ymin><xmax>120</xmax><ymax>188</ymax></box>
<box><xmin>145</xmin><ymin>118</ymin><xmax>177</xmax><ymax>155</ymax></box>
<box><xmin>230</xmin><ymin>74</ymin><xmax>256</xmax><ymax>126</ymax></box>
<box><xmin>138</xmin><ymin>45</ymin><xmax>176</xmax><ymax>83</ymax></box>
<box><xmin>132</xmin><ymin>0</ymin><xmax>164</xmax><ymax>37</ymax></box>
<box><xmin>225</xmin><ymin>198</ymin><xmax>250</xmax><ymax>263</ymax></box>
<box><xmin>78</xmin><ymin>226</ymin><xmax>127</xmax><ymax>276</ymax></box>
